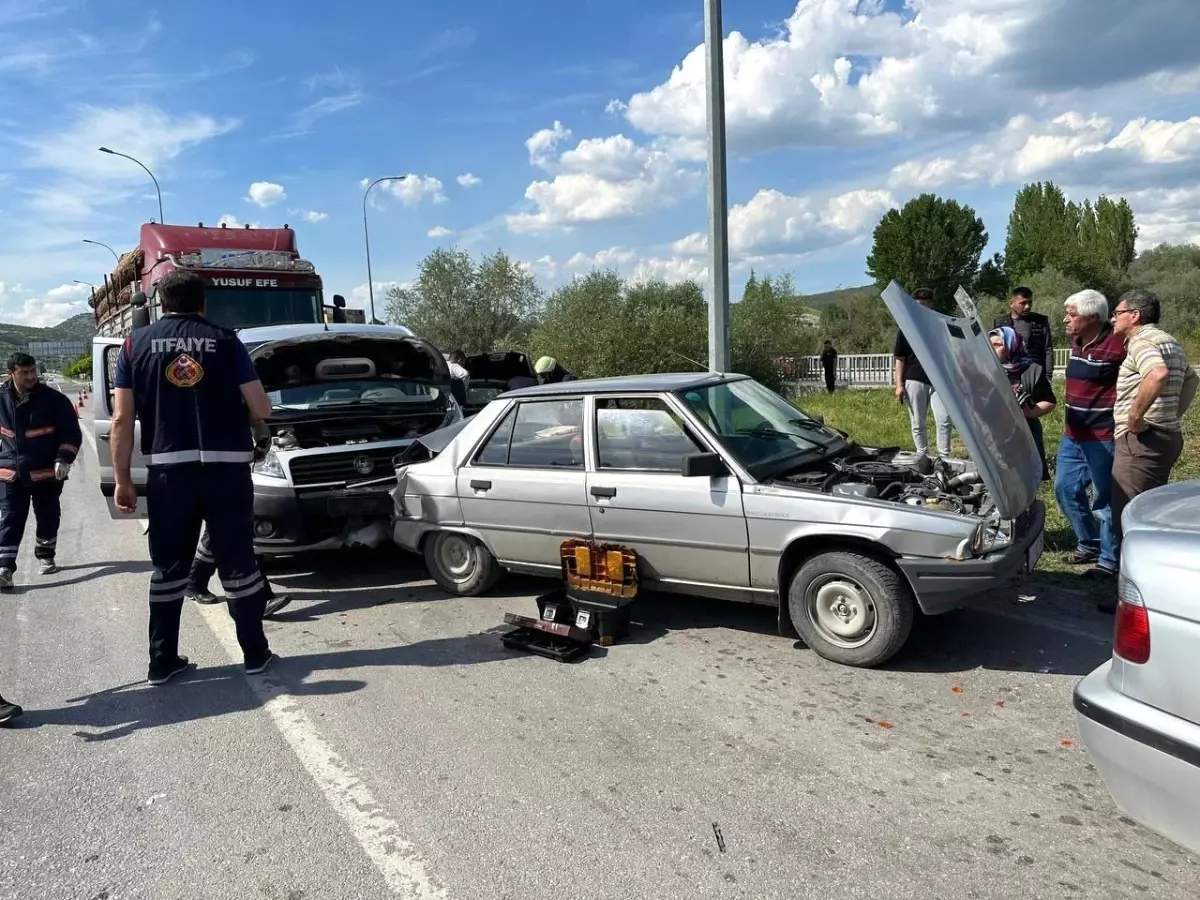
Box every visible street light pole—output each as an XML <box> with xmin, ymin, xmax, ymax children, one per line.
<box><xmin>73</xmin><ymin>280</ymin><xmax>96</xmax><ymax>289</ymax></box>
<box><xmin>82</xmin><ymin>239</ymin><xmax>120</xmax><ymax>263</ymax></box>
<box><xmin>362</xmin><ymin>175</ymin><xmax>407</xmax><ymax>325</ymax></box>
<box><xmin>704</xmin><ymin>0</ymin><xmax>731</xmax><ymax>372</ymax></box>
<box><xmin>98</xmin><ymin>146</ymin><xmax>164</xmax><ymax>224</ymax></box>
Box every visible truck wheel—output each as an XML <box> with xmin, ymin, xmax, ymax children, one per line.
<box><xmin>423</xmin><ymin>531</ymin><xmax>501</xmax><ymax>596</ymax></box>
<box><xmin>787</xmin><ymin>551</ymin><xmax>913</xmax><ymax>668</ymax></box>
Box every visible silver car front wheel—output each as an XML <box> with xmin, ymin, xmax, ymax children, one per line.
<box><xmin>423</xmin><ymin>531</ymin><xmax>501</xmax><ymax>597</ymax></box>
<box><xmin>787</xmin><ymin>550</ymin><xmax>913</xmax><ymax>668</ymax></box>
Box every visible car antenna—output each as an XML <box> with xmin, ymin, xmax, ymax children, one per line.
<box><xmin>668</xmin><ymin>349</ymin><xmax>721</xmax><ymax>375</ymax></box>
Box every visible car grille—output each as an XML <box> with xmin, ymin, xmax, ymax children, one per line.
<box><xmin>287</xmin><ymin>447</ymin><xmax>400</xmax><ymax>486</ymax></box>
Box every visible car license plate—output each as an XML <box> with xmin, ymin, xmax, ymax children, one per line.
<box><xmin>1027</xmin><ymin>529</ymin><xmax>1044</xmax><ymax>571</ymax></box>
<box><xmin>328</xmin><ymin>494</ymin><xmax>392</xmax><ymax>517</ymax></box>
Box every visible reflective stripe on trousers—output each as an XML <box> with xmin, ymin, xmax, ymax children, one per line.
<box><xmin>147</xmin><ymin>450</ymin><xmax>255</xmax><ymax>465</ymax></box>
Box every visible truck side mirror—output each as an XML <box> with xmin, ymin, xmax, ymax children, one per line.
<box><xmin>333</xmin><ymin>294</ymin><xmax>346</xmax><ymax>308</ymax></box>
<box><xmin>131</xmin><ymin>292</ymin><xmax>150</xmax><ymax>329</ymax></box>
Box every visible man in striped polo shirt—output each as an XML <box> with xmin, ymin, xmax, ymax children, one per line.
<box><xmin>1107</xmin><ymin>291</ymin><xmax>1199</xmax><ymax>604</ymax></box>
<box><xmin>1054</xmin><ymin>290</ymin><xmax>1125</xmax><ymax>580</ymax></box>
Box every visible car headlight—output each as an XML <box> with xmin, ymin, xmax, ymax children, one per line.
<box><xmin>972</xmin><ymin>515</ymin><xmax>1014</xmax><ymax>555</ymax></box>
<box><xmin>252</xmin><ymin>448</ymin><xmax>286</xmax><ymax>479</ymax></box>
<box><xmin>442</xmin><ymin>393</ymin><xmax>463</xmax><ymax>427</ymax></box>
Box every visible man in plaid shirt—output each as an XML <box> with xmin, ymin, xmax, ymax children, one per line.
<box><xmin>1103</xmin><ymin>290</ymin><xmax>1199</xmax><ymax>611</ymax></box>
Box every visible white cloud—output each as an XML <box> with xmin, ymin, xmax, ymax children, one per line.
<box><xmin>631</xmin><ymin>256</ymin><xmax>708</xmax><ymax>286</ymax></box>
<box><xmin>615</xmin><ymin>0</ymin><xmax>1200</xmax><ymax>155</ymax></box>
<box><xmin>718</xmin><ymin>187</ymin><xmax>895</xmax><ymax>258</ymax></box>
<box><xmin>507</xmin><ymin>126</ymin><xmax>703</xmax><ymax>233</ymax></box>
<box><xmin>518</xmin><ymin>256</ymin><xmax>559</xmax><ymax>281</ymax></box>
<box><xmin>890</xmin><ymin>113</ymin><xmax>1200</xmax><ymax>191</ymax></box>
<box><xmin>427</xmin><ymin>226</ymin><xmax>454</xmax><ymax>238</ymax></box>
<box><xmin>289</xmin><ymin>209</ymin><xmax>328</xmax><ymax>223</ymax></box>
<box><xmin>349</xmin><ymin>281</ymin><xmax>410</xmax><ymax>311</ymax></box>
<box><xmin>0</xmin><ymin>282</ymin><xmax>90</xmax><ymax>327</ymax></box>
<box><xmin>1124</xmin><ymin>186</ymin><xmax>1200</xmax><ymax>249</ymax></box>
<box><xmin>216</xmin><ymin>213</ymin><xmax>260</xmax><ymax>229</ymax></box>
<box><xmin>566</xmin><ymin>247</ymin><xmax>638</xmax><ymax>269</ymax></box>
<box><xmin>247</xmin><ymin>181</ymin><xmax>286</xmax><ymax>207</ymax></box>
<box><xmin>292</xmin><ymin>91</ymin><xmax>364</xmax><ymax>130</ymax></box>
<box><xmin>456</xmin><ymin>173</ymin><xmax>482</xmax><ymax>188</ymax></box>
<box><xmin>387</xmin><ymin>174</ymin><xmax>447</xmax><ymax>206</ymax></box>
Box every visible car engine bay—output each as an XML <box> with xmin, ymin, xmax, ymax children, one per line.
<box><xmin>776</xmin><ymin>446</ymin><xmax>995</xmax><ymax>520</ymax></box>
<box><xmin>264</xmin><ymin>412</ymin><xmax>451</xmax><ymax>450</ymax></box>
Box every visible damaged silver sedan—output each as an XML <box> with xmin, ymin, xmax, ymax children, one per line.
<box><xmin>390</xmin><ymin>284</ymin><xmax>1046</xmax><ymax>667</ymax></box>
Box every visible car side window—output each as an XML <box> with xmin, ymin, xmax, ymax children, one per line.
<box><xmin>595</xmin><ymin>397</ymin><xmax>703</xmax><ymax>472</ymax></box>
<box><xmin>475</xmin><ymin>406</ymin><xmax>517</xmax><ymax>465</ymax></box>
<box><xmin>475</xmin><ymin>399</ymin><xmax>584</xmax><ymax>469</ymax></box>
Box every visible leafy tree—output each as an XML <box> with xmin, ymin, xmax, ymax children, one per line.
<box><xmin>384</xmin><ymin>248</ymin><xmax>543</xmax><ymax>352</ymax></box>
<box><xmin>1005</xmin><ymin>182</ymin><xmax>1138</xmax><ymax>292</ymax></box>
<box><xmin>732</xmin><ymin>272</ymin><xmax>819</xmax><ymax>390</ymax></box>
<box><xmin>974</xmin><ymin>253</ymin><xmax>1009</xmax><ymax>298</ymax></box>
<box><xmin>866</xmin><ymin>193</ymin><xmax>988</xmax><ymax>310</ymax></box>
<box><xmin>1122</xmin><ymin>243</ymin><xmax>1200</xmax><ymax>345</ymax></box>
<box><xmin>818</xmin><ymin>289</ymin><xmax>896</xmax><ymax>354</ymax></box>
<box><xmin>1024</xmin><ymin>267</ymin><xmax>1085</xmax><ymax>342</ymax></box>
<box><xmin>530</xmin><ymin>273</ymin><xmax>706</xmax><ymax>379</ymax></box>
<box><xmin>63</xmin><ymin>355</ymin><xmax>92</xmax><ymax>379</ymax></box>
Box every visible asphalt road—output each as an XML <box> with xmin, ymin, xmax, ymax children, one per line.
<box><xmin>1</xmin><ymin>413</ymin><xmax>1196</xmax><ymax>900</ymax></box>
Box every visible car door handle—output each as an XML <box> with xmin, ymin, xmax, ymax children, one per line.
<box><xmin>99</xmin><ymin>433</ymin><xmax>110</xmax><ymax>441</ymax></box>
<box><xmin>470</xmin><ymin>479</ymin><xmax>492</xmax><ymax>491</ymax></box>
<box><xmin>591</xmin><ymin>486</ymin><xmax>617</xmax><ymax>499</ymax></box>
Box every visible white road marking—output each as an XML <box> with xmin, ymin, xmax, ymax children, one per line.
<box><xmin>194</xmin><ymin>603</ymin><xmax>449</xmax><ymax>899</ymax></box>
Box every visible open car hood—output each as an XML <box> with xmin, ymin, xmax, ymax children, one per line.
<box><xmin>880</xmin><ymin>282</ymin><xmax>1041</xmax><ymax>520</ymax></box>
<box><xmin>465</xmin><ymin>350</ymin><xmax>534</xmax><ymax>385</ymax></box>
<box><xmin>248</xmin><ymin>332</ymin><xmax>450</xmax><ymax>394</ymax></box>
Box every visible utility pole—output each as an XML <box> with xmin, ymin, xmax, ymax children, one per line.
<box><xmin>704</xmin><ymin>0</ymin><xmax>731</xmax><ymax>372</ymax></box>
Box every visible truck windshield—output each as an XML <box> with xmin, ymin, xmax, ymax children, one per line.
<box><xmin>203</xmin><ymin>288</ymin><xmax>322</xmax><ymax>328</ymax></box>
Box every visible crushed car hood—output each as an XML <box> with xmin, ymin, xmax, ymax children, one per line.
<box><xmin>247</xmin><ymin>331</ymin><xmax>450</xmax><ymax>393</ymax></box>
<box><xmin>465</xmin><ymin>350</ymin><xmax>535</xmax><ymax>386</ymax></box>
<box><xmin>881</xmin><ymin>282</ymin><xmax>1041</xmax><ymax>520</ymax></box>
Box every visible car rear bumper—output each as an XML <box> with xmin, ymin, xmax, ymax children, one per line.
<box><xmin>1075</xmin><ymin>661</ymin><xmax>1200</xmax><ymax>855</ymax></box>
<box><xmin>895</xmin><ymin>499</ymin><xmax>1045</xmax><ymax>615</ymax></box>
<box><xmin>252</xmin><ymin>482</ymin><xmax>396</xmax><ymax>555</ymax></box>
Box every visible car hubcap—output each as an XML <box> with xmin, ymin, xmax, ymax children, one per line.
<box><xmin>808</xmin><ymin>577</ymin><xmax>877</xmax><ymax>649</ymax></box>
<box><xmin>438</xmin><ymin>534</ymin><xmax>476</xmax><ymax>582</ymax></box>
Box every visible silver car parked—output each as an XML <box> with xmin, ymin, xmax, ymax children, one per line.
<box><xmin>390</xmin><ymin>283</ymin><xmax>1047</xmax><ymax>667</ymax></box>
<box><xmin>1074</xmin><ymin>478</ymin><xmax>1200</xmax><ymax>855</ymax></box>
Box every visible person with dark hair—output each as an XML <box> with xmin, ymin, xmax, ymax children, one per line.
<box><xmin>893</xmin><ymin>288</ymin><xmax>952</xmax><ymax>458</ymax></box>
<box><xmin>111</xmin><ymin>268</ymin><xmax>277</xmax><ymax>685</ymax></box>
<box><xmin>993</xmin><ymin>286</ymin><xmax>1054</xmax><ymax>376</ymax></box>
<box><xmin>0</xmin><ymin>351</ymin><xmax>82</xmax><ymax>588</ymax></box>
<box><xmin>988</xmin><ymin>326</ymin><xmax>1056</xmax><ymax>479</ymax></box>
<box><xmin>446</xmin><ymin>349</ymin><xmax>470</xmax><ymax>407</ymax></box>
<box><xmin>819</xmin><ymin>340</ymin><xmax>838</xmax><ymax>393</ymax></box>
<box><xmin>1102</xmin><ymin>289</ymin><xmax>1200</xmax><ymax>609</ymax></box>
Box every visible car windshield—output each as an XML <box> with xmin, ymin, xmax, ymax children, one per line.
<box><xmin>678</xmin><ymin>379</ymin><xmax>843</xmax><ymax>474</ymax></box>
<box><xmin>267</xmin><ymin>378</ymin><xmax>445</xmax><ymax>410</ymax></box>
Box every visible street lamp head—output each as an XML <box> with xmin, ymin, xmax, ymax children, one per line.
<box><xmin>98</xmin><ymin>146</ymin><xmax>114</xmax><ymax>154</ymax></box>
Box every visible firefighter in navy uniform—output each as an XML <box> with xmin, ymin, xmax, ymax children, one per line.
<box><xmin>0</xmin><ymin>352</ymin><xmax>82</xmax><ymax>588</ymax></box>
<box><xmin>111</xmin><ymin>269</ymin><xmax>277</xmax><ymax>685</ymax></box>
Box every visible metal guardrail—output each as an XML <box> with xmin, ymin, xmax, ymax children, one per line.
<box><xmin>787</xmin><ymin>349</ymin><xmax>1074</xmax><ymax>385</ymax></box>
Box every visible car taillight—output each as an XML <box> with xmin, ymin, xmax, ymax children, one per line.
<box><xmin>1113</xmin><ymin>575</ymin><xmax>1150</xmax><ymax>664</ymax></box>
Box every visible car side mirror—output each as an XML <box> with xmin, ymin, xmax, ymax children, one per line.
<box><xmin>682</xmin><ymin>452</ymin><xmax>727</xmax><ymax>478</ymax></box>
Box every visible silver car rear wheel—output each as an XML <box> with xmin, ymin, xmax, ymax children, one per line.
<box><xmin>423</xmin><ymin>531</ymin><xmax>501</xmax><ymax>597</ymax></box>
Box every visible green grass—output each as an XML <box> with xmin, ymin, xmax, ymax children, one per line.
<box><xmin>794</xmin><ymin>385</ymin><xmax>1200</xmax><ymax>594</ymax></box>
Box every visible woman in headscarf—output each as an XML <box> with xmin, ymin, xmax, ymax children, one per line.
<box><xmin>989</xmin><ymin>325</ymin><xmax>1056</xmax><ymax>481</ymax></box>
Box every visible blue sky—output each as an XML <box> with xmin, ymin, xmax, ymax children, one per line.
<box><xmin>1</xmin><ymin>0</ymin><xmax>1198</xmax><ymax>325</ymax></box>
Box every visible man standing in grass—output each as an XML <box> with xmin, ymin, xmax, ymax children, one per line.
<box><xmin>994</xmin><ymin>286</ymin><xmax>1054</xmax><ymax>376</ymax></box>
<box><xmin>1054</xmin><ymin>290</ymin><xmax>1125</xmax><ymax>581</ymax></box>
<box><xmin>893</xmin><ymin>288</ymin><xmax>952</xmax><ymax>459</ymax></box>
<box><xmin>1102</xmin><ymin>290</ymin><xmax>1199</xmax><ymax>611</ymax></box>
<box><xmin>820</xmin><ymin>341</ymin><xmax>838</xmax><ymax>393</ymax></box>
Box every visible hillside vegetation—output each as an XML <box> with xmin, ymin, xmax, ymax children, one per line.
<box><xmin>0</xmin><ymin>313</ymin><xmax>95</xmax><ymax>366</ymax></box>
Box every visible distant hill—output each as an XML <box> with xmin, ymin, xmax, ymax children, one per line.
<box><xmin>0</xmin><ymin>313</ymin><xmax>95</xmax><ymax>365</ymax></box>
<box><xmin>802</xmin><ymin>284</ymin><xmax>875</xmax><ymax>309</ymax></box>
